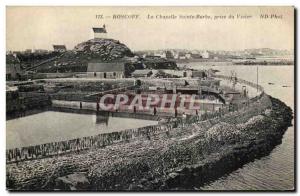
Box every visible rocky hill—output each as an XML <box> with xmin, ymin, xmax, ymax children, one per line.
<box><xmin>74</xmin><ymin>38</ymin><xmax>133</xmax><ymax>61</ymax></box>
<box><xmin>11</xmin><ymin>38</ymin><xmax>177</xmax><ymax>74</ymax></box>
<box><xmin>36</xmin><ymin>38</ymin><xmax>134</xmax><ymax>73</ymax></box>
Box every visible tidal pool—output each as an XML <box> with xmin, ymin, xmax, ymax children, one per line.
<box><xmin>6</xmin><ymin>111</ymin><xmax>158</xmax><ymax>149</ymax></box>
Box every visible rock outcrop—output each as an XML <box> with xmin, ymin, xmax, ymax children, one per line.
<box><xmin>74</xmin><ymin>38</ymin><xmax>134</xmax><ymax>61</ymax></box>
<box><xmin>55</xmin><ymin>172</ymin><xmax>90</xmax><ymax>190</ymax></box>
<box><xmin>36</xmin><ymin>38</ymin><xmax>134</xmax><ymax>73</ymax></box>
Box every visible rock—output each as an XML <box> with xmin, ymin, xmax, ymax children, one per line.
<box><xmin>140</xmin><ymin>178</ymin><xmax>148</xmax><ymax>184</ymax></box>
<box><xmin>74</xmin><ymin>38</ymin><xmax>133</xmax><ymax>61</ymax></box>
<box><xmin>168</xmin><ymin>172</ymin><xmax>179</xmax><ymax>179</ymax></box>
<box><xmin>55</xmin><ymin>172</ymin><xmax>90</xmax><ymax>190</ymax></box>
<box><xmin>128</xmin><ymin>183</ymin><xmax>144</xmax><ymax>190</ymax></box>
<box><xmin>165</xmin><ymin>172</ymin><xmax>181</xmax><ymax>187</ymax></box>
<box><xmin>36</xmin><ymin>38</ymin><xmax>134</xmax><ymax>73</ymax></box>
<box><xmin>6</xmin><ymin>96</ymin><xmax>293</xmax><ymax>191</ymax></box>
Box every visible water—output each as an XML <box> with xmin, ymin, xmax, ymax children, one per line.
<box><xmin>182</xmin><ymin>62</ymin><xmax>294</xmax><ymax>190</ymax></box>
<box><xmin>6</xmin><ymin>64</ymin><xmax>295</xmax><ymax>190</ymax></box>
<box><xmin>6</xmin><ymin>111</ymin><xmax>158</xmax><ymax>149</ymax></box>
<box><xmin>201</xmin><ymin>126</ymin><xmax>294</xmax><ymax>190</ymax></box>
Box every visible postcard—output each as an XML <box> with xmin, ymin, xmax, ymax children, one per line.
<box><xmin>6</xmin><ymin>6</ymin><xmax>295</xmax><ymax>191</ymax></box>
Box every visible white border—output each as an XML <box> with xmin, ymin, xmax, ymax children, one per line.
<box><xmin>1</xmin><ymin>0</ymin><xmax>299</xmax><ymax>6</ymax></box>
<box><xmin>0</xmin><ymin>1</ymin><xmax>298</xmax><ymax>196</ymax></box>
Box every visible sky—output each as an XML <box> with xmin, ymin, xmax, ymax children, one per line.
<box><xmin>6</xmin><ymin>6</ymin><xmax>294</xmax><ymax>51</ymax></box>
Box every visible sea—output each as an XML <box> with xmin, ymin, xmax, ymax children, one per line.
<box><xmin>179</xmin><ymin>62</ymin><xmax>295</xmax><ymax>190</ymax></box>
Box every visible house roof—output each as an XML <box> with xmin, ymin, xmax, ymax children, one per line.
<box><xmin>53</xmin><ymin>45</ymin><xmax>66</xmax><ymax>50</ymax></box>
<box><xmin>93</xmin><ymin>27</ymin><xmax>107</xmax><ymax>33</ymax></box>
<box><xmin>87</xmin><ymin>62</ymin><xmax>125</xmax><ymax>72</ymax></box>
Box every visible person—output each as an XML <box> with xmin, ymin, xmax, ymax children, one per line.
<box><xmin>96</xmin><ymin>102</ymin><xmax>100</xmax><ymax>112</ymax></box>
<box><xmin>153</xmin><ymin>107</ymin><xmax>157</xmax><ymax>115</ymax></box>
<box><xmin>96</xmin><ymin>97</ymin><xmax>100</xmax><ymax>112</ymax></box>
<box><xmin>181</xmin><ymin>112</ymin><xmax>187</xmax><ymax>129</ymax></box>
<box><xmin>175</xmin><ymin>107</ymin><xmax>178</xmax><ymax>118</ymax></box>
<box><xmin>80</xmin><ymin>102</ymin><xmax>82</xmax><ymax>109</ymax></box>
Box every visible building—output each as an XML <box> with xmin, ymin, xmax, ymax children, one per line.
<box><xmin>53</xmin><ymin>45</ymin><xmax>67</xmax><ymax>52</ymax></box>
<box><xmin>93</xmin><ymin>25</ymin><xmax>107</xmax><ymax>39</ymax></box>
<box><xmin>175</xmin><ymin>52</ymin><xmax>186</xmax><ymax>59</ymax></box>
<box><xmin>191</xmin><ymin>53</ymin><xmax>202</xmax><ymax>59</ymax></box>
<box><xmin>87</xmin><ymin>62</ymin><xmax>125</xmax><ymax>78</ymax></box>
<box><xmin>191</xmin><ymin>70</ymin><xmax>207</xmax><ymax>78</ymax></box>
<box><xmin>131</xmin><ymin>69</ymin><xmax>158</xmax><ymax>78</ymax></box>
<box><xmin>153</xmin><ymin>52</ymin><xmax>166</xmax><ymax>58</ymax></box>
<box><xmin>185</xmin><ymin>53</ymin><xmax>192</xmax><ymax>59</ymax></box>
<box><xmin>202</xmin><ymin>51</ymin><xmax>210</xmax><ymax>59</ymax></box>
<box><xmin>34</xmin><ymin>49</ymin><xmax>49</xmax><ymax>54</ymax></box>
<box><xmin>6</xmin><ymin>54</ymin><xmax>22</xmax><ymax>80</ymax></box>
<box><xmin>25</xmin><ymin>49</ymin><xmax>32</xmax><ymax>54</ymax></box>
<box><xmin>165</xmin><ymin>51</ymin><xmax>174</xmax><ymax>59</ymax></box>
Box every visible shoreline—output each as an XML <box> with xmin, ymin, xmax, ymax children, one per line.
<box><xmin>165</xmin><ymin>97</ymin><xmax>293</xmax><ymax>190</ymax></box>
<box><xmin>89</xmin><ymin>96</ymin><xmax>293</xmax><ymax>191</ymax></box>
<box><xmin>174</xmin><ymin>59</ymin><xmax>294</xmax><ymax>66</ymax></box>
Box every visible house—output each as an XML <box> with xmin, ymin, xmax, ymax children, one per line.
<box><xmin>53</xmin><ymin>45</ymin><xmax>67</xmax><ymax>52</ymax></box>
<box><xmin>201</xmin><ymin>51</ymin><xmax>210</xmax><ymax>59</ymax></box>
<box><xmin>34</xmin><ymin>49</ymin><xmax>49</xmax><ymax>54</ymax></box>
<box><xmin>87</xmin><ymin>62</ymin><xmax>125</xmax><ymax>78</ymax></box>
<box><xmin>131</xmin><ymin>69</ymin><xmax>157</xmax><ymax>78</ymax></box>
<box><xmin>93</xmin><ymin>25</ymin><xmax>107</xmax><ymax>39</ymax></box>
<box><xmin>175</xmin><ymin>52</ymin><xmax>186</xmax><ymax>59</ymax></box>
<box><xmin>24</xmin><ymin>49</ymin><xmax>32</xmax><ymax>54</ymax></box>
<box><xmin>191</xmin><ymin>53</ymin><xmax>202</xmax><ymax>59</ymax></box>
<box><xmin>6</xmin><ymin>54</ymin><xmax>22</xmax><ymax>80</ymax></box>
<box><xmin>185</xmin><ymin>53</ymin><xmax>192</xmax><ymax>59</ymax></box>
<box><xmin>154</xmin><ymin>52</ymin><xmax>166</xmax><ymax>58</ymax></box>
<box><xmin>165</xmin><ymin>51</ymin><xmax>173</xmax><ymax>59</ymax></box>
<box><xmin>192</xmin><ymin>70</ymin><xmax>207</xmax><ymax>78</ymax></box>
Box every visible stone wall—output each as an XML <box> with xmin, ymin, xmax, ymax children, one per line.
<box><xmin>6</xmin><ymin>123</ymin><xmax>173</xmax><ymax>163</ymax></box>
<box><xmin>6</xmin><ymin>92</ymin><xmax>51</xmax><ymax>115</ymax></box>
<box><xmin>6</xmin><ymin>76</ymin><xmax>268</xmax><ymax>164</ymax></box>
<box><xmin>6</xmin><ymin>93</ymin><xmax>271</xmax><ymax>164</ymax></box>
<box><xmin>51</xmin><ymin>99</ymin><xmax>225</xmax><ymax>116</ymax></box>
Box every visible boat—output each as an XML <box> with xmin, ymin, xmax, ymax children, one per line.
<box><xmin>268</xmin><ymin>82</ymin><xmax>275</xmax><ymax>85</ymax></box>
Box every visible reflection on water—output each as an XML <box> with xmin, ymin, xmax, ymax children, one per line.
<box><xmin>183</xmin><ymin>63</ymin><xmax>294</xmax><ymax>190</ymax></box>
<box><xmin>6</xmin><ymin>111</ymin><xmax>158</xmax><ymax>149</ymax></box>
<box><xmin>95</xmin><ymin>111</ymin><xmax>109</xmax><ymax>125</ymax></box>
<box><xmin>202</xmin><ymin>126</ymin><xmax>294</xmax><ymax>190</ymax></box>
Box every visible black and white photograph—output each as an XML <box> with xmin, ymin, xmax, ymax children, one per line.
<box><xmin>5</xmin><ymin>6</ymin><xmax>295</xmax><ymax>191</ymax></box>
